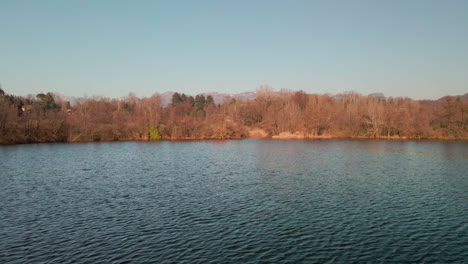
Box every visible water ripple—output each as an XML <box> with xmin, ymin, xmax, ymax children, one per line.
<box><xmin>0</xmin><ymin>140</ymin><xmax>467</xmax><ymax>263</ymax></box>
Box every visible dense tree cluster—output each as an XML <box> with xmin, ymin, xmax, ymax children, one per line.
<box><xmin>171</xmin><ymin>92</ymin><xmax>214</xmax><ymax>111</ymax></box>
<box><xmin>0</xmin><ymin>87</ymin><xmax>466</xmax><ymax>144</ymax></box>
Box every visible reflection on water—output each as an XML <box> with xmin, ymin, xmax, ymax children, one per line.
<box><xmin>0</xmin><ymin>139</ymin><xmax>467</xmax><ymax>263</ymax></box>
<box><xmin>335</xmin><ymin>139</ymin><xmax>467</xmax><ymax>158</ymax></box>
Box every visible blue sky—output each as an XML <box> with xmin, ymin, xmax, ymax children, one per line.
<box><xmin>1</xmin><ymin>0</ymin><xmax>467</xmax><ymax>99</ymax></box>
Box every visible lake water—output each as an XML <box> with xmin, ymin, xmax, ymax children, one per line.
<box><xmin>1</xmin><ymin>139</ymin><xmax>467</xmax><ymax>263</ymax></box>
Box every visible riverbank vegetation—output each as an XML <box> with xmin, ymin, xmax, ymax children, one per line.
<box><xmin>0</xmin><ymin>86</ymin><xmax>466</xmax><ymax>144</ymax></box>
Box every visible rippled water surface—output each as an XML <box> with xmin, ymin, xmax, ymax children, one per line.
<box><xmin>1</xmin><ymin>140</ymin><xmax>467</xmax><ymax>263</ymax></box>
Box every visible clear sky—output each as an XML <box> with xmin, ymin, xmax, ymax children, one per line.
<box><xmin>1</xmin><ymin>0</ymin><xmax>467</xmax><ymax>99</ymax></box>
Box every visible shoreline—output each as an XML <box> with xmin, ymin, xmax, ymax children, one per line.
<box><xmin>2</xmin><ymin>135</ymin><xmax>467</xmax><ymax>145</ymax></box>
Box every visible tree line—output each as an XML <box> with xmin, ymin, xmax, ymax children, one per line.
<box><xmin>0</xmin><ymin>86</ymin><xmax>466</xmax><ymax>144</ymax></box>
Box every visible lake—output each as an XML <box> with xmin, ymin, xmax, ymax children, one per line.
<box><xmin>1</xmin><ymin>139</ymin><xmax>467</xmax><ymax>263</ymax></box>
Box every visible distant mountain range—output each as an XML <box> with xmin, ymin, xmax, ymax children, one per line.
<box><xmin>159</xmin><ymin>91</ymin><xmax>256</xmax><ymax>106</ymax></box>
<box><xmin>159</xmin><ymin>91</ymin><xmax>467</xmax><ymax>107</ymax></box>
<box><xmin>434</xmin><ymin>93</ymin><xmax>468</xmax><ymax>103</ymax></box>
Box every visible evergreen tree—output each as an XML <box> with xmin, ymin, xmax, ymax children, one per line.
<box><xmin>188</xmin><ymin>96</ymin><xmax>195</xmax><ymax>106</ymax></box>
<box><xmin>180</xmin><ymin>93</ymin><xmax>187</xmax><ymax>103</ymax></box>
<box><xmin>172</xmin><ymin>92</ymin><xmax>182</xmax><ymax>106</ymax></box>
<box><xmin>195</xmin><ymin>95</ymin><xmax>206</xmax><ymax>110</ymax></box>
<box><xmin>36</xmin><ymin>93</ymin><xmax>58</xmax><ymax>110</ymax></box>
<box><xmin>206</xmin><ymin>95</ymin><xmax>214</xmax><ymax>105</ymax></box>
